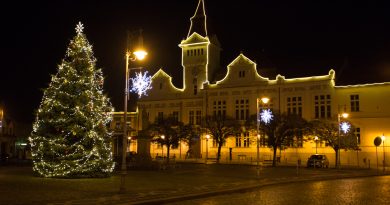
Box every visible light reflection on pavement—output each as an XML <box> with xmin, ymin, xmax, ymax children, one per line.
<box><xmin>168</xmin><ymin>176</ymin><xmax>390</xmax><ymax>205</ymax></box>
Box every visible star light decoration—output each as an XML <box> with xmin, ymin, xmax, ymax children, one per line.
<box><xmin>260</xmin><ymin>109</ymin><xmax>273</xmax><ymax>124</ymax></box>
<box><xmin>130</xmin><ymin>71</ymin><xmax>152</xmax><ymax>98</ymax></box>
<box><xmin>340</xmin><ymin>122</ymin><xmax>351</xmax><ymax>134</ymax></box>
<box><xmin>75</xmin><ymin>22</ymin><xmax>84</xmax><ymax>35</ymax></box>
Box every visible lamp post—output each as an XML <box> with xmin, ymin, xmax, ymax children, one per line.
<box><xmin>120</xmin><ymin>33</ymin><xmax>147</xmax><ymax>193</ymax></box>
<box><xmin>257</xmin><ymin>97</ymin><xmax>270</xmax><ymax>175</ymax></box>
<box><xmin>161</xmin><ymin>135</ymin><xmax>165</xmax><ymax>157</ymax></box>
<box><xmin>314</xmin><ymin>136</ymin><xmax>318</xmax><ymax>154</ymax></box>
<box><xmin>205</xmin><ymin>134</ymin><xmax>210</xmax><ymax>163</ymax></box>
<box><xmin>382</xmin><ymin>134</ymin><xmax>386</xmax><ymax>173</ymax></box>
<box><xmin>337</xmin><ymin>110</ymin><xmax>348</xmax><ymax>169</ymax></box>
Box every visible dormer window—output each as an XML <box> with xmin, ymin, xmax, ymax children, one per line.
<box><xmin>159</xmin><ymin>82</ymin><xmax>163</xmax><ymax>89</ymax></box>
<box><xmin>239</xmin><ymin>70</ymin><xmax>245</xmax><ymax>78</ymax></box>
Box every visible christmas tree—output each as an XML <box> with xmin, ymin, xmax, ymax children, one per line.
<box><xmin>29</xmin><ymin>22</ymin><xmax>115</xmax><ymax>178</ymax></box>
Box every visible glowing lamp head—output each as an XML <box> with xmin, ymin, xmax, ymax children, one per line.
<box><xmin>341</xmin><ymin>113</ymin><xmax>349</xmax><ymax>118</ymax></box>
<box><xmin>161</xmin><ymin>135</ymin><xmax>165</xmax><ymax>140</ymax></box>
<box><xmin>133</xmin><ymin>50</ymin><xmax>147</xmax><ymax>60</ymax></box>
<box><xmin>206</xmin><ymin>134</ymin><xmax>210</xmax><ymax>140</ymax></box>
<box><xmin>314</xmin><ymin>136</ymin><xmax>318</xmax><ymax>141</ymax></box>
<box><xmin>257</xmin><ymin>134</ymin><xmax>260</xmax><ymax>139</ymax></box>
<box><xmin>261</xmin><ymin>97</ymin><xmax>270</xmax><ymax>104</ymax></box>
<box><xmin>382</xmin><ymin>134</ymin><xmax>386</xmax><ymax>141</ymax></box>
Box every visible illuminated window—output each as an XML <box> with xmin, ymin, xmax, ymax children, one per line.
<box><xmin>235</xmin><ymin>134</ymin><xmax>242</xmax><ymax>147</ymax></box>
<box><xmin>243</xmin><ymin>132</ymin><xmax>250</xmax><ymax>147</ymax></box>
<box><xmin>287</xmin><ymin>96</ymin><xmax>302</xmax><ymax>117</ymax></box>
<box><xmin>355</xmin><ymin>127</ymin><xmax>361</xmax><ymax>144</ymax></box>
<box><xmin>314</xmin><ymin>95</ymin><xmax>331</xmax><ymax>119</ymax></box>
<box><xmin>213</xmin><ymin>138</ymin><xmax>226</xmax><ymax>147</ymax></box>
<box><xmin>260</xmin><ymin>134</ymin><xmax>268</xmax><ymax>147</ymax></box>
<box><xmin>350</xmin><ymin>94</ymin><xmax>359</xmax><ymax>112</ymax></box>
<box><xmin>235</xmin><ymin>99</ymin><xmax>249</xmax><ymax>120</ymax></box>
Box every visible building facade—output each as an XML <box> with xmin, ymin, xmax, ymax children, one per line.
<box><xmin>117</xmin><ymin>0</ymin><xmax>390</xmax><ymax>167</ymax></box>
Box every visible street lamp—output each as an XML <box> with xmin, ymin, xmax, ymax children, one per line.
<box><xmin>314</xmin><ymin>136</ymin><xmax>319</xmax><ymax>154</ymax></box>
<box><xmin>205</xmin><ymin>134</ymin><xmax>210</xmax><ymax>163</ymax></box>
<box><xmin>337</xmin><ymin>110</ymin><xmax>349</xmax><ymax>169</ymax></box>
<box><xmin>120</xmin><ymin>31</ymin><xmax>147</xmax><ymax>193</ymax></box>
<box><xmin>382</xmin><ymin>134</ymin><xmax>386</xmax><ymax>173</ymax></box>
<box><xmin>257</xmin><ymin>97</ymin><xmax>270</xmax><ymax>174</ymax></box>
<box><xmin>161</xmin><ymin>135</ymin><xmax>165</xmax><ymax>157</ymax></box>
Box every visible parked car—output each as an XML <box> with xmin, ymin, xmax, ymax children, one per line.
<box><xmin>307</xmin><ymin>154</ymin><xmax>329</xmax><ymax>168</ymax></box>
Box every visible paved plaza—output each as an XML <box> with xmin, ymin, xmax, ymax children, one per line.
<box><xmin>0</xmin><ymin>161</ymin><xmax>386</xmax><ymax>205</ymax></box>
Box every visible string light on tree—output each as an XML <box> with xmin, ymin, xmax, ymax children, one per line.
<box><xmin>129</xmin><ymin>71</ymin><xmax>152</xmax><ymax>98</ymax></box>
<box><xmin>340</xmin><ymin>122</ymin><xmax>351</xmax><ymax>133</ymax></box>
<box><xmin>260</xmin><ymin>109</ymin><xmax>273</xmax><ymax>124</ymax></box>
<box><xmin>29</xmin><ymin>22</ymin><xmax>114</xmax><ymax>178</ymax></box>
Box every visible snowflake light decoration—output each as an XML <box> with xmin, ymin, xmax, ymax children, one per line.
<box><xmin>75</xmin><ymin>22</ymin><xmax>84</xmax><ymax>35</ymax></box>
<box><xmin>260</xmin><ymin>109</ymin><xmax>273</xmax><ymax>124</ymax></box>
<box><xmin>130</xmin><ymin>71</ymin><xmax>152</xmax><ymax>98</ymax></box>
<box><xmin>340</xmin><ymin>122</ymin><xmax>350</xmax><ymax>134</ymax></box>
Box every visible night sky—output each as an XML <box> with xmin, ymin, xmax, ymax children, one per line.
<box><xmin>1</xmin><ymin>0</ymin><xmax>390</xmax><ymax>124</ymax></box>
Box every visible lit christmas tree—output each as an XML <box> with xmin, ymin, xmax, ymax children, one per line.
<box><xmin>29</xmin><ymin>22</ymin><xmax>115</xmax><ymax>178</ymax></box>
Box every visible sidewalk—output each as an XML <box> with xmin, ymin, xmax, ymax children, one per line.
<box><xmin>0</xmin><ymin>163</ymin><xmax>385</xmax><ymax>205</ymax></box>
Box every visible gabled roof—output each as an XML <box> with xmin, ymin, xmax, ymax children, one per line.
<box><xmin>179</xmin><ymin>32</ymin><xmax>209</xmax><ymax>46</ymax></box>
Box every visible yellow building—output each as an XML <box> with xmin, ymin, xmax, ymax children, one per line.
<box><xmin>119</xmin><ymin>0</ymin><xmax>390</xmax><ymax>167</ymax></box>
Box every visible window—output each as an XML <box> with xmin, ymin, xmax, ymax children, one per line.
<box><xmin>190</xmin><ymin>50</ymin><xmax>193</xmax><ymax>56</ymax></box>
<box><xmin>235</xmin><ymin>132</ymin><xmax>250</xmax><ymax>148</ymax></box>
<box><xmin>243</xmin><ymin>132</ymin><xmax>250</xmax><ymax>147</ymax></box>
<box><xmin>189</xmin><ymin>111</ymin><xmax>194</xmax><ymax>125</ymax></box>
<box><xmin>287</xmin><ymin>96</ymin><xmax>302</xmax><ymax>117</ymax></box>
<box><xmin>201</xmin><ymin>48</ymin><xmax>204</xmax><ymax>55</ymax></box>
<box><xmin>195</xmin><ymin>110</ymin><xmax>202</xmax><ymax>125</ymax></box>
<box><xmin>355</xmin><ymin>127</ymin><xmax>361</xmax><ymax>145</ymax></box>
<box><xmin>159</xmin><ymin>83</ymin><xmax>163</xmax><ymax>89</ymax></box>
<box><xmin>187</xmin><ymin>50</ymin><xmax>190</xmax><ymax>56</ymax></box>
<box><xmin>260</xmin><ymin>134</ymin><xmax>268</xmax><ymax>147</ymax></box>
<box><xmin>235</xmin><ymin>99</ymin><xmax>249</xmax><ymax>120</ymax></box>
<box><xmin>115</xmin><ymin>122</ymin><xmax>120</xmax><ymax>129</ymax></box>
<box><xmin>194</xmin><ymin>85</ymin><xmax>197</xmax><ymax>95</ymax></box>
<box><xmin>172</xmin><ymin>111</ymin><xmax>179</xmax><ymax>122</ymax></box>
<box><xmin>235</xmin><ymin>134</ymin><xmax>242</xmax><ymax>147</ymax></box>
<box><xmin>157</xmin><ymin>112</ymin><xmax>164</xmax><ymax>123</ymax></box>
<box><xmin>238</xmin><ymin>70</ymin><xmax>246</xmax><ymax>78</ymax></box>
<box><xmin>351</xmin><ymin>94</ymin><xmax>360</xmax><ymax>112</ymax></box>
<box><xmin>213</xmin><ymin>100</ymin><xmax>226</xmax><ymax>118</ymax></box>
<box><xmin>314</xmin><ymin>94</ymin><xmax>331</xmax><ymax>119</ymax></box>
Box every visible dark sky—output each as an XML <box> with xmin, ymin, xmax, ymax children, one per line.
<box><xmin>1</xmin><ymin>0</ymin><xmax>390</xmax><ymax>124</ymax></box>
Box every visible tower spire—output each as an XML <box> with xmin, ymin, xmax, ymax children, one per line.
<box><xmin>187</xmin><ymin>0</ymin><xmax>207</xmax><ymax>38</ymax></box>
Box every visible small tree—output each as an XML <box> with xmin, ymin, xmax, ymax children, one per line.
<box><xmin>179</xmin><ymin>124</ymin><xmax>201</xmax><ymax>159</ymax></box>
<box><xmin>310</xmin><ymin>119</ymin><xmax>358</xmax><ymax>167</ymax></box>
<box><xmin>149</xmin><ymin>117</ymin><xmax>181</xmax><ymax>163</ymax></box>
<box><xmin>260</xmin><ymin>112</ymin><xmax>308</xmax><ymax>167</ymax></box>
<box><xmin>204</xmin><ymin>115</ymin><xmax>240</xmax><ymax>163</ymax></box>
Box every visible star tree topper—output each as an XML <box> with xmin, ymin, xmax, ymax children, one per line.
<box><xmin>130</xmin><ymin>71</ymin><xmax>152</xmax><ymax>98</ymax></box>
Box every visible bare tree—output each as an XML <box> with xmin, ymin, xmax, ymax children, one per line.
<box><xmin>203</xmin><ymin>115</ymin><xmax>240</xmax><ymax>163</ymax></box>
<box><xmin>259</xmin><ymin>112</ymin><xmax>308</xmax><ymax>166</ymax></box>
<box><xmin>310</xmin><ymin>119</ymin><xmax>358</xmax><ymax>167</ymax></box>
